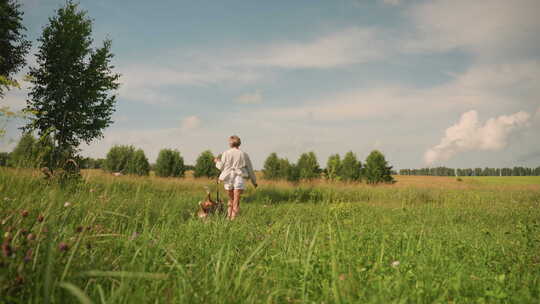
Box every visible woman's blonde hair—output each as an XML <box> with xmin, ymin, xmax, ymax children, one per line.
<box><xmin>229</xmin><ymin>135</ymin><xmax>241</xmax><ymax>147</ymax></box>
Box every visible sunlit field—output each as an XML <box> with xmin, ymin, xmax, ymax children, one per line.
<box><xmin>1</xmin><ymin>168</ymin><xmax>539</xmax><ymax>303</ymax></box>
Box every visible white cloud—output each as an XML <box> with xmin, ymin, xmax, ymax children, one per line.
<box><xmin>239</xmin><ymin>27</ymin><xmax>389</xmax><ymax>69</ymax></box>
<box><xmin>424</xmin><ymin>110</ymin><xmax>531</xmax><ymax>165</ymax></box>
<box><xmin>405</xmin><ymin>0</ymin><xmax>540</xmax><ymax>59</ymax></box>
<box><xmin>118</xmin><ymin>65</ymin><xmax>261</xmax><ymax>104</ymax></box>
<box><xmin>250</xmin><ymin>60</ymin><xmax>540</xmax><ymax>123</ymax></box>
<box><xmin>381</xmin><ymin>0</ymin><xmax>400</xmax><ymax>6</ymax></box>
<box><xmin>236</xmin><ymin>90</ymin><xmax>263</xmax><ymax>105</ymax></box>
<box><xmin>1</xmin><ymin>90</ymin><xmax>27</xmax><ymax>111</ymax></box>
<box><xmin>180</xmin><ymin>115</ymin><xmax>201</xmax><ymax>132</ymax></box>
<box><xmin>117</xmin><ymin>27</ymin><xmax>394</xmax><ymax>104</ymax></box>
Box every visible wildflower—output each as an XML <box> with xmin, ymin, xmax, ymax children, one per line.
<box><xmin>15</xmin><ymin>276</ymin><xmax>24</xmax><ymax>285</ymax></box>
<box><xmin>37</xmin><ymin>215</ymin><xmax>44</xmax><ymax>222</ymax></box>
<box><xmin>89</xmin><ymin>188</ymin><xmax>95</xmax><ymax>193</ymax></box>
<box><xmin>26</xmin><ymin>233</ymin><xmax>35</xmax><ymax>241</ymax></box>
<box><xmin>391</xmin><ymin>261</ymin><xmax>400</xmax><ymax>268</ymax></box>
<box><xmin>64</xmin><ymin>202</ymin><xmax>71</xmax><ymax>207</ymax></box>
<box><xmin>2</xmin><ymin>242</ymin><xmax>12</xmax><ymax>257</ymax></box>
<box><xmin>3</xmin><ymin>232</ymin><xmax>12</xmax><ymax>240</ymax></box>
<box><xmin>58</xmin><ymin>242</ymin><xmax>69</xmax><ymax>252</ymax></box>
<box><xmin>21</xmin><ymin>210</ymin><xmax>29</xmax><ymax>217</ymax></box>
<box><xmin>24</xmin><ymin>249</ymin><xmax>32</xmax><ymax>263</ymax></box>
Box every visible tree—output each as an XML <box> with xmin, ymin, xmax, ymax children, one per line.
<box><xmin>194</xmin><ymin>150</ymin><xmax>219</xmax><ymax>178</ymax></box>
<box><xmin>297</xmin><ymin>151</ymin><xmax>320</xmax><ymax>180</ymax></box>
<box><xmin>325</xmin><ymin>154</ymin><xmax>341</xmax><ymax>181</ymax></box>
<box><xmin>127</xmin><ymin>149</ymin><xmax>150</xmax><ymax>176</ymax></box>
<box><xmin>262</xmin><ymin>152</ymin><xmax>281</xmax><ymax>180</ymax></box>
<box><xmin>364</xmin><ymin>150</ymin><xmax>394</xmax><ymax>184</ymax></box>
<box><xmin>340</xmin><ymin>151</ymin><xmax>361</xmax><ymax>181</ymax></box>
<box><xmin>9</xmin><ymin>132</ymin><xmax>37</xmax><ymax>167</ymax></box>
<box><xmin>155</xmin><ymin>149</ymin><xmax>185</xmax><ymax>177</ymax></box>
<box><xmin>24</xmin><ymin>1</ymin><xmax>120</xmax><ymax>171</ymax></box>
<box><xmin>104</xmin><ymin>145</ymin><xmax>149</xmax><ymax>176</ymax></box>
<box><xmin>0</xmin><ymin>0</ymin><xmax>31</xmax><ymax>97</ymax></box>
<box><xmin>278</xmin><ymin>158</ymin><xmax>292</xmax><ymax>180</ymax></box>
<box><xmin>0</xmin><ymin>152</ymin><xmax>9</xmax><ymax>166</ymax></box>
<box><xmin>105</xmin><ymin>145</ymin><xmax>135</xmax><ymax>173</ymax></box>
<box><xmin>286</xmin><ymin>163</ymin><xmax>300</xmax><ymax>183</ymax></box>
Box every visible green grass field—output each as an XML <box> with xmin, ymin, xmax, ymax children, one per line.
<box><xmin>1</xmin><ymin>168</ymin><xmax>539</xmax><ymax>303</ymax></box>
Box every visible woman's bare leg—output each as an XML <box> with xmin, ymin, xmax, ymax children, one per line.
<box><xmin>227</xmin><ymin>189</ymin><xmax>235</xmax><ymax>219</ymax></box>
<box><xmin>230</xmin><ymin>189</ymin><xmax>243</xmax><ymax>220</ymax></box>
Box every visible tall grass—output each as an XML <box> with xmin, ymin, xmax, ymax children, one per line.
<box><xmin>1</xmin><ymin>168</ymin><xmax>539</xmax><ymax>303</ymax></box>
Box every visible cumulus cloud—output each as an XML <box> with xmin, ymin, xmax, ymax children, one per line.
<box><xmin>247</xmin><ymin>59</ymin><xmax>540</xmax><ymax>123</ymax></box>
<box><xmin>424</xmin><ymin>110</ymin><xmax>531</xmax><ymax>165</ymax></box>
<box><xmin>236</xmin><ymin>91</ymin><xmax>263</xmax><ymax>105</ymax></box>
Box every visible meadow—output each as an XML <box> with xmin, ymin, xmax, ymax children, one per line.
<box><xmin>1</xmin><ymin>168</ymin><xmax>539</xmax><ymax>303</ymax></box>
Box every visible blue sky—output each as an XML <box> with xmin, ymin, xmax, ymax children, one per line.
<box><xmin>2</xmin><ymin>0</ymin><xmax>540</xmax><ymax>169</ymax></box>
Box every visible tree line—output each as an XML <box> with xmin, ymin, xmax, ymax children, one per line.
<box><xmin>1</xmin><ymin>134</ymin><xmax>395</xmax><ymax>184</ymax></box>
<box><xmin>263</xmin><ymin>150</ymin><xmax>395</xmax><ymax>184</ymax></box>
<box><xmin>399</xmin><ymin>167</ymin><xmax>540</xmax><ymax>177</ymax></box>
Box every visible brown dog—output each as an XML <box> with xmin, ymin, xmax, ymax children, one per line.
<box><xmin>197</xmin><ymin>188</ymin><xmax>224</xmax><ymax>218</ymax></box>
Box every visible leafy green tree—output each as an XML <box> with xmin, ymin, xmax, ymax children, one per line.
<box><xmin>127</xmin><ymin>149</ymin><xmax>150</xmax><ymax>176</ymax></box>
<box><xmin>9</xmin><ymin>132</ymin><xmax>37</xmax><ymax>167</ymax></box>
<box><xmin>297</xmin><ymin>151</ymin><xmax>320</xmax><ymax>180</ymax></box>
<box><xmin>340</xmin><ymin>151</ymin><xmax>362</xmax><ymax>181</ymax></box>
<box><xmin>0</xmin><ymin>152</ymin><xmax>9</xmax><ymax>166</ymax></box>
<box><xmin>278</xmin><ymin>158</ymin><xmax>292</xmax><ymax>180</ymax></box>
<box><xmin>105</xmin><ymin>145</ymin><xmax>135</xmax><ymax>173</ymax></box>
<box><xmin>262</xmin><ymin>152</ymin><xmax>281</xmax><ymax>180</ymax></box>
<box><xmin>0</xmin><ymin>0</ymin><xmax>31</xmax><ymax>97</ymax></box>
<box><xmin>8</xmin><ymin>133</ymin><xmax>54</xmax><ymax>168</ymax></box>
<box><xmin>286</xmin><ymin>163</ymin><xmax>300</xmax><ymax>183</ymax></box>
<box><xmin>326</xmin><ymin>154</ymin><xmax>341</xmax><ymax>181</ymax></box>
<box><xmin>194</xmin><ymin>150</ymin><xmax>219</xmax><ymax>178</ymax></box>
<box><xmin>23</xmin><ymin>1</ymin><xmax>120</xmax><ymax>171</ymax></box>
<box><xmin>364</xmin><ymin>150</ymin><xmax>394</xmax><ymax>184</ymax></box>
<box><xmin>155</xmin><ymin>149</ymin><xmax>185</xmax><ymax>177</ymax></box>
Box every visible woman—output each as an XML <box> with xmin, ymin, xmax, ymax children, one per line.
<box><xmin>214</xmin><ymin>135</ymin><xmax>257</xmax><ymax>220</ymax></box>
